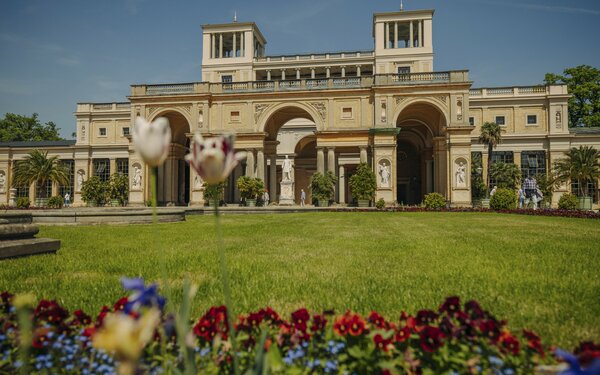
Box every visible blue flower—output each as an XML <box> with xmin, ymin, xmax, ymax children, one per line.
<box><xmin>121</xmin><ymin>277</ymin><xmax>166</xmax><ymax>313</ymax></box>
<box><xmin>555</xmin><ymin>349</ymin><xmax>600</xmax><ymax>375</ymax></box>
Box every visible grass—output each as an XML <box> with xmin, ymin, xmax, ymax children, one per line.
<box><xmin>1</xmin><ymin>212</ymin><xmax>599</xmax><ymax>349</ymax></box>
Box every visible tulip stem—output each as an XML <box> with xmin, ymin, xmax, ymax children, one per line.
<box><xmin>213</xmin><ymin>198</ymin><xmax>239</xmax><ymax>375</ymax></box>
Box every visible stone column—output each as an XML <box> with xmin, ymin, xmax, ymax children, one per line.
<box><xmin>409</xmin><ymin>21</ymin><xmax>413</xmax><ymax>48</ymax></box>
<box><xmin>256</xmin><ymin>149</ymin><xmax>265</xmax><ymax>181</ymax></box>
<box><xmin>356</xmin><ymin>66</ymin><xmax>361</xmax><ymax>77</ymax></box>
<box><xmin>327</xmin><ymin>148</ymin><xmax>336</xmax><ymax>201</ymax></box>
<box><xmin>296</xmin><ymin>69</ymin><xmax>301</xmax><ymax>80</ymax></box>
<box><xmin>426</xmin><ymin>160</ymin><xmax>434</xmax><ymax>193</ymax></box>
<box><xmin>317</xmin><ymin>148</ymin><xmax>325</xmax><ymax>174</ymax></box>
<box><xmin>326</xmin><ymin>67</ymin><xmax>330</xmax><ymax>78</ymax></box>
<box><xmin>269</xmin><ymin>155</ymin><xmax>277</xmax><ymax>200</ymax></box>
<box><xmin>339</xmin><ymin>165</ymin><xmax>346</xmax><ymax>204</ymax></box>
<box><xmin>341</xmin><ymin>66</ymin><xmax>346</xmax><ymax>78</ymax></box>
<box><xmin>281</xmin><ymin>70</ymin><xmax>286</xmax><ymax>81</ymax></box>
<box><xmin>311</xmin><ymin>68</ymin><xmax>316</xmax><ymax>79</ymax></box>
<box><xmin>109</xmin><ymin>159</ymin><xmax>116</xmax><ymax>176</ymax></box>
<box><xmin>246</xmin><ymin>150</ymin><xmax>255</xmax><ymax>177</ymax></box>
<box><xmin>360</xmin><ymin>147</ymin><xmax>368</xmax><ymax>164</ymax></box>
<box><xmin>266</xmin><ymin>70</ymin><xmax>271</xmax><ymax>81</ymax></box>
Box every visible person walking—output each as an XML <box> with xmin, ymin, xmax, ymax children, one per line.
<box><xmin>64</xmin><ymin>192</ymin><xmax>71</xmax><ymax>207</ymax></box>
<box><xmin>300</xmin><ymin>189</ymin><xmax>306</xmax><ymax>207</ymax></box>
<box><xmin>518</xmin><ymin>187</ymin><xmax>525</xmax><ymax>209</ymax></box>
<box><xmin>523</xmin><ymin>176</ymin><xmax>537</xmax><ymax>209</ymax></box>
<box><xmin>262</xmin><ymin>189</ymin><xmax>269</xmax><ymax>207</ymax></box>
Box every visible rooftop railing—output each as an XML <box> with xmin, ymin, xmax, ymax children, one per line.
<box><xmin>469</xmin><ymin>86</ymin><xmax>548</xmax><ymax>98</ymax></box>
<box><xmin>254</xmin><ymin>50</ymin><xmax>374</xmax><ymax>63</ymax></box>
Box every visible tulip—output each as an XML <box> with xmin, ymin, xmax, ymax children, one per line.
<box><xmin>132</xmin><ymin>117</ymin><xmax>171</xmax><ymax>167</ymax></box>
<box><xmin>185</xmin><ymin>133</ymin><xmax>246</xmax><ymax>184</ymax></box>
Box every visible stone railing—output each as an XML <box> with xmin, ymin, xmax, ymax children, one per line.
<box><xmin>145</xmin><ymin>83</ymin><xmax>195</xmax><ymax>95</ymax></box>
<box><xmin>374</xmin><ymin>71</ymin><xmax>469</xmax><ymax>86</ymax></box>
<box><xmin>469</xmin><ymin>86</ymin><xmax>549</xmax><ymax>98</ymax></box>
<box><xmin>254</xmin><ymin>50</ymin><xmax>374</xmax><ymax>63</ymax></box>
<box><xmin>90</xmin><ymin>103</ymin><xmax>131</xmax><ymax>111</ymax></box>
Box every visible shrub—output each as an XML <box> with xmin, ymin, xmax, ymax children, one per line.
<box><xmin>81</xmin><ymin>176</ymin><xmax>109</xmax><ymax>206</ymax></box>
<box><xmin>236</xmin><ymin>176</ymin><xmax>264</xmax><ymax>200</ymax></box>
<box><xmin>375</xmin><ymin>198</ymin><xmax>385</xmax><ymax>209</ymax></box>
<box><xmin>558</xmin><ymin>193</ymin><xmax>579</xmax><ymax>210</ymax></box>
<box><xmin>47</xmin><ymin>195</ymin><xmax>64</xmax><ymax>208</ymax></box>
<box><xmin>310</xmin><ymin>171</ymin><xmax>336</xmax><ymax>201</ymax></box>
<box><xmin>423</xmin><ymin>192</ymin><xmax>446</xmax><ymax>209</ymax></box>
<box><xmin>16</xmin><ymin>197</ymin><xmax>30</xmax><ymax>208</ymax></box>
<box><xmin>489</xmin><ymin>162</ymin><xmax>521</xmax><ymax>189</ymax></box>
<box><xmin>109</xmin><ymin>173</ymin><xmax>129</xmax><ymax>206</ymax></box>
<box><xmin>348</xmin><ymin>163</ymin><xmax>377</xmax><ymax>201</ymax></box>
<box><xmin>203</xmin><ymin>181</ymin><xmax>227</xmax><ymax>204</ymax></box>
<box><xmin>490</xmin><ymin>188</ymin><xmax>517</xmax><ymax>210</ymax></box>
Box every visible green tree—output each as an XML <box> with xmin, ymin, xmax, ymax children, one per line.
<box><xmin>348</xmin><ymin>163</ymin><xmax>377</xmax><ymax>201</ymax></box>
<box><xmin>0</xmin><ymin>113</ymin><xmax>64</xmax><ymax>142</ymax></box>
<box><xmin>544</xmin><ymin>65</ymin><xmax>600</xmax><ymax>127</ymax></box>
<box><xmin>489</xmin><ymin>162</ymin><xmax>521</xmax><ymax>190</ymax></box>
<box><xmin>471</xmin><ymin>152</ymin><xmax>486</xmax><ymax>200</ymax></box>
<box><xmin>554</xmin><ymin>146</ymin><xmax>600</xmax><ymax>197</ymax></box>
<box><xmin>478</xmin><ymin>122</ymin><xmax>503</xmax><ymax>193</ymax></box>
<box><xmin>12</xmin><ymin>150</ymin><xmax>70</xmax><ymax>199</ymax></box>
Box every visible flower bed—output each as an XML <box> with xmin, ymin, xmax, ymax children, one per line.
<box><xmin>1</xmin><ymin>287</ymin><xmax>597</xmax><ymax>374</ymax></box>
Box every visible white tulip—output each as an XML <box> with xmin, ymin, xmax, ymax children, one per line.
<box><xmin>185</xmin><ymin>133</ymin><xmax>246</xmax><ymax>184</ymax></box>
<box><xmin>132</xmin><ymin>117</ymin><xmax>171</xmax><ymax>167</ymax></box>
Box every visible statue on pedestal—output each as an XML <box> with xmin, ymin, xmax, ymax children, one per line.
<box><xmin>282</xmin><ymin>155</ymin><xmax>293</xmax><ymax>182</ymax></box>
<box><xmin>279</xmin><ymin>155</ymin><xmax>295</xmax><ymax>205</ymax></box>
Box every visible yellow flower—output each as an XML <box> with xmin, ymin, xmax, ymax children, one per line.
<box><xmin>92</xmin><ymin>309</ymin><xmax>160</xmax><ymax>361</ymax></box>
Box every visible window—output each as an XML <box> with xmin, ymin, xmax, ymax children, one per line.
<box><xmin>230</xmin><ymin>111</ymin><xmax>240</xmax><ymax>122</ymax></box>
<box><xmin>59</xmin><ymin>160</ymin><xmax>75</xmax><ymax>197</ymax></box>
<box><xmin>122</xmin><ymin>127</ymin><xmax>130</xmax><ymax>136</ymax></box>
<box><xmin>93</xmin><ymin>159</ymin><xmax>110</xmax><ymax>182</ymax></box>
<box><xmin>13</xmin><ymin>161</ymin><xmax>29</xmax><ymax>198</ymax></box>
<box><xmin>222</xmin><ymin>75</ymin><xmax>233</xmax><ymax>83</ymax></box>
<box><xmin>495</xmin><ymin>116</ymin><xmax>506</xmax><ymax>126</ymax></box>
<box><xmin>527</xmin><ymin>115</ymin><xmax>537</xmax><ymax>125</ymax></box>
<box><xmin>116</xmin><ymin>158</ymin><xmax>129</xmax><ymax>177</ymax></box>
<box><xmin>398</xmin><ymin>67</ymin><xmax>411</xmax><ymax>75</ymax></box>
<box><xmin>491</xmin><ymin>151</ymin><xmax>514</xmax><ymax>164</ymax></box>
<box><xmin>571</xmin><ymin>180</ymin><xmax>599</xmax><ymax>203</ymax></box>
<box><xmin>469</xmin><ymin>117</ymin><xmax>475</xmax><ymax>126</ymax></box>
<box><xmin>341</xmin><ymin>107</ymin><xmax>353</xmax><ymax>119</ymax></box>
<box><xmin>521</xmin><ymin>151</ymin><xmax>546</xmax><ymax>178</ymax></box>
<box><xmin>99</xmin><ymin>127</ymin><xmax>107</xmax><ymax>136</ymax></box>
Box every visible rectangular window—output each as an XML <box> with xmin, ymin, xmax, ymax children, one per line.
<box><xmin>93</xmin><ymin>159</ymin><xmax>110</xmax><ymax>182</ymax></box>
<box><xmin>495</xmin><ymin>116</ymin><xmax>506</xmax><ymax>126</ymax></box>
<box><xmin>571</xmin><ymin>180</ymin><xmax>599</xmax><ymax>203</ymax></box>
<box><xmin>222</xmin><ymin>75</ymin><xmax>233</xmax><ymax>83</ymax></box>
<box><xmin>491</xmin><ymin>151</ymin><xmax>514</xmax><ymax>164</ymax></box>
<box><xmin>527</xmin><ymin>115</ymin><xmax>537</xmax><ymax>125</ymax></box>
<box><xmin>122</xmin><ymin>127</ymin><xmax>130</xmax><ymax>136</ymax></box>
<box><xmin>341</xmin><ymin>107</ymin><xmax>353</xmax><ymax>119</ymax></box>
<box><xmin>469</xmin><ymin>117</ymin><xmax>475</xmax><ymax>126</ymax></box>
<box><xmin>99</xmin><ymin>127</ymin><xmax>107</xmax><ymax>136</ymax></box>
<box><xmin>59</xmin><ymin>159</ymin><xmax>75</xmax><ymax>197</ymax></box>
<box><xmin>230</xmin><ymin>111</ymin><xmax>240</xmax><ymax>122</ymax></box>
<box><xmin>521</xmin><ymin>151</ymin><xmax>546</xmax><ymax>178</ymax></box>
<box><xmin>116</xmin><ymin>158</ymin><xmax>129</xmax><ymax>177</ymax></box>
<box><xmin>12</xmin><ymin>161</ymin><xmax>30</xmax><ymax>198</ymax></box>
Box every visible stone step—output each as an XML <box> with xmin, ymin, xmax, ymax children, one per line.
<box><xmin>0</xmin><ymin>238</ymin><xmax>61</xmax><ymax>260</ymax></box>
<box><xmin>0</xmin><ymin>224</ymin><xmax>40</xmax><ymax>240</ymax></box>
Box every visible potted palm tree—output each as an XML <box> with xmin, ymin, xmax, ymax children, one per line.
<box><xmin>554</xmin><ymin>146</ymin><xmax>600</xmax><ymax>210</ymax></box>
<box><xmin>310</xmin><ymin>171</ymin><xmax>336</xmax><ymax>207</ymax></box>
<box><xmin>11</xmin><ymin>150</ymin><xmax>69</xmax><ymax>207</ymax></box>
<box><xmin>349</xmin><ymin>163</ymin><xmax>377</xmax><ymax>207</ymax></box>
<box><xmin>109</xmin><ymin>173</ymin><xmax>129</xmax><ymax>207</ymax></box>
<box><xmin>478</xmin><ymin>122</ymin><xmax>503</xmax><ymax>208</ymax></box>
<box><xmin>237</xmin><ymin>176</ymin><xmax>264</xmax><ymax>207</ymax></box>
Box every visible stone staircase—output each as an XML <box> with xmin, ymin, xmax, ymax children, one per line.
<box><xmin>0</xmin><ymin>213</ymin><xmax>60</xmax><ymax>259</ymax></box>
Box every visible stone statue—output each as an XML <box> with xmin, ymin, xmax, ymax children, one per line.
<box><xmin>194</xmin><ymin>175</ymin><xmax>202</xmax><ymax>189</ymax></box>
<box><xmin>133</xmin><ymin>166</ymin><xmax>142</xmax><ymax>189</ymax></box>
<box><xmin>76</xmin><ymin>170</ymin><xmax>85</xmax><ymax>191</ymax></box>
<box><xmin>456</xmin><ymin>161</ymin><xmax>466</xmax><ymax>186</ymax></box>
<box><xmin>0</xmin><ymin>171</ymin><xmax>5</xmax><ymax>193</ymax></box>
<box><xmin>378</xmin><ymin>161</ymin><xmax>390</xmax><ymax>187</ymax></box>
<box><xmin>556</xmin><ymin>111</ymin><xmax>562</xmax><ymax>123</ymax></box>
<box><xmin>282</xmin><ymin>155</ymin><xmax>293</xmax><ymax>182</ymax></box>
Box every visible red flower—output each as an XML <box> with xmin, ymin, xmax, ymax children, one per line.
<box><xmin>574</xmin><ymin>341</ymin><xmax>600</xmax><ymax>367</ymax></box>
<box><xmin>523</xmin><ymin>329</ymin><xmax>544</xmax><ymax>356</ymax></box>
<box><xmin>247</xmin><ymin>311</ymin><xmax>263</xmax><ymax>328</ymax></box>
<box><xmin>465</xmin><ymin>300</ymin><xmax>485</xmax><ymax>319</ymax></box>
<box><xmin>32</xmin><ymin>327</ymin><xmax>51</xmax><ymax>349</ymax></box>
<box><xmin>95</xmin><ymin>306</ymin><xmax>111</xmax><ymax>327</ymax></box>
<box><xmin>399</xmin><ymin>311</ymin><xmax>417</xmax><ymax>331</ymax></box>
<box><xmin>71</xmin><ymin>310</ymin><xmax>92</xmax><ymax>327</ymax></box>
<box><xmin>0</xmin><ymin>291</ymin><xmax>13</xmax><ymax>313</ymax></box>
<box><xmin>311</xmin><ymin>314</ymin><xmax>327</xmax><ymax>333</ymax></box>
<box><xmin>374</xmin><ymin>333</ymin><xmax>393</xmax><ymax>352</ymax></box>
<box><xmin>416</xmin><ymin>310</ymin><xmax>438</xmax><ymax>326</ymax></box>
<box><xmin>348</xmin><ymin>313</ymin><xmax>366</xmax><ymax>336</ymax></box>
<box><xmin>261</xmin><ymin>307</ymin><xmax>281</xmax><ymax>324</ymax></box>
<box><xmin>333</xmin><ymin>315</ymin><xmax>349</xmax><ymax>336</ymax></box>
<box><xmin>113</xmin><ymin>297</ymin><xmax>129</xmax><ymax>312</ymax></box>
<box><xmin>291</xmin><ymin>308</ymin><xmax>310</xmax><ymax>331</ymax></box>
<box><xmin>499</xmin><ymin>332</ymin><xmax>520</xmax><ymax>356</ymax></box>
<box><xmin>368</xmin><ymin>311</ymin><xmax>387</xmax><ymax>329</ymax></box>
<box><xmin>419</xmin><ymin>326</ymin><xmax>445</xmax><ymax>353</ymax></box>
<box><xmin>395</xmin><ymin>326</ymin><xmax>411</xmax><ymax>343</ymax></box>
<box><xmin>34</xmin><ymin>300</ymin><xmax>69</xmax><ymax>325</ymax></box>
<box><xmin>439</xmin><ymin>296</ymin><xmax>461</xmax><ymax>316</ymax></box>
<box><xmin>479</xmin><ymin>319</ymin><xmax>501</xmax><ymax>342</ymax></box>
<box><xmin>193</xmin><ymin>318</ymin><xmax>216</xmax><ymax>340</ymax></box>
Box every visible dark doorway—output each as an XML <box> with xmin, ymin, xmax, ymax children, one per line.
<box><xmin>396</xmin><ymin>140</ymin><xmax>422</xmax><ymax>205</ymax></box>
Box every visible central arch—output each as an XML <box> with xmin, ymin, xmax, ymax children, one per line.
<box><xmin>395</xmin><ymin>101</ymin><xmax>448</xmax><ymax>204</ymax></box>
<box><xmin>151</xmin><ymin>110</ymin><xmax>190</xmax><ymax>206</ymax></box>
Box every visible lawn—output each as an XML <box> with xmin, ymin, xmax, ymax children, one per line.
<box><xmin>1</xmin><ymin>212</ymin><xmax>599</xmax><ymax>349</ymax></box>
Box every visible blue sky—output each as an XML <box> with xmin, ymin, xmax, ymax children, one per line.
<box><xmin>1</xmin><ymin>0</ymin><xmax>599</xmax><ymax>138</ymax></box>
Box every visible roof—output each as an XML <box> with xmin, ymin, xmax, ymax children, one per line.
<box><xmin>569</xmin><ymin>127</ymin><xmax>600</xmax><ymax>135</ymax></box>
<box><xmin>0</xmin><ymin>140</ymin><xmax>76</xmax><ymax>148</ymax></box>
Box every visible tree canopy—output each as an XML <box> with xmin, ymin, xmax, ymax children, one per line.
<box><xmin>544</xmin><ymin>65</ymin><xmax>600</xmax><ymax>127</ymax></box>
<box><xmin>0</xmin><ymin>113</ymin><xmax>64</xmax><ymax>142</ymax></box>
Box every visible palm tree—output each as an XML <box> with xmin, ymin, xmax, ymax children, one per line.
<box><xmin>12</xmin><ymin>150</ymin><xmax>70</xmax><ymax>199</ymax></box>
<box><xmin>478</xmin><ymin>122</ymin><xmax>503</xmax><ymax>194</ymax></box>
<box><xmin>489</xmin><ymin>162</ymin><xmax>521</xmax><ymax>190</ymax></box>
<box><xmin>554</xmin><ymin>146</ymin><xmax>600</xmax><ymax>197</ymax></box>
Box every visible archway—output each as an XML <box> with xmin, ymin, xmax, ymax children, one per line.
<box><xmin>261</xmin><ymin>106</ymin><xmax>318</xmax><ymax>204</ymax></box>
<box><xmin>395</xmin><ymin>101</ymin><xmax>447</xmax><ymax>204</ymax></box>
<box><xmin>152</xmin><ymin>110</ymin><xmax>190</xmax><ymax>206</ymax></box>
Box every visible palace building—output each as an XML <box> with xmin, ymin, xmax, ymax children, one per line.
<box><xmin>1</xmin><ymin>8</ymin><xmax>599</xmax><ymax>208</ymax></box>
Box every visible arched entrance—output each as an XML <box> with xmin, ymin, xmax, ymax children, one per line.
<box><xmin>152</xmin><ymin>111</ymin><xmax>190</xmax><ymax>206</ymax></box>
<box><xmin>395</xmin><ymin>101</ymin><xmax>447</xmax><ymax>204</ymax></box>
<box><xmin>262</xmin><ymin>105</ymin><xmax>320</xmax><ymax>204</ymax></box>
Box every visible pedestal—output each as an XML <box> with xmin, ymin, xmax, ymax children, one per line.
<box><xmin>279</xmin><ymin>180</ymin><xmax>294</xmax><ymax>206</ymax></box>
